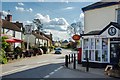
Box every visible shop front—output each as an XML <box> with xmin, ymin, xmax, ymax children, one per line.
<box><xmin>81</xmin><ymin>22</ymin><xmax>120</xmax><ymax>68</ymax></box>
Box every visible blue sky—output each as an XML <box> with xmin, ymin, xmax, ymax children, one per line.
<box><xmin>2</xmin><ymin>1</ymin><xmax>99</xmax><ymax>41</ymax></box>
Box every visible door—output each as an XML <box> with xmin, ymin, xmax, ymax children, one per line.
<box><xmin>110</xmin><ymin>43</ymin><xmax>120</xmax><ymax>64</ymax></box>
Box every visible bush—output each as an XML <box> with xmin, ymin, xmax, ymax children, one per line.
<box><xmin>0</xmin><ymin>49</ymin><xmax>7</xmax><ymax>64</ymax></box>
<box><xmin>14</xmin><ymin>46</ymin><xmax>23</xmax><ymax>59</ymax></box>
<box><xmin>49</xmin><ymin>46</ymin><xmax>55</xmax><ymax>51</ymax></box>
<box><xmin>41</xmin><ymin>46</ymin><xmax>48</xmax><ymax>54</ymax></box>
<box><xmin>2</xmin><ymin>36</ymin><xmax>9</xmax><ymax>50</ymax></box>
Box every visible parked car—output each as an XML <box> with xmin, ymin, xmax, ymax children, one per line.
<box><xmin>54</xmin><ymin>47</ymin><xmax>62</xmax><ymax>54</ymax></box>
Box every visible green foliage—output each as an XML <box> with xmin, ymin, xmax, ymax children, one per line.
<box><xmin>41</xmin><ymin>46</ymin><xmax>48</xmax><ymax>54</ymax></box>
<box><xmin>0</xmin><ymin>49</ymin><xmax>7</xmax><ymax>64</ymax></box>
<box><xmin>33</xmin><ymin>19</ymin><xmax>43</xmax><ymax>31</ymax></box>
<box><xmin>14</xmin><ymin>46</ymin><xmax>22</xmax><ymax>54</ymax></box>
<box><xmin>2</xmin><ymin>36</ymin><xmax>9</xmax><ymax>50</ymax></box>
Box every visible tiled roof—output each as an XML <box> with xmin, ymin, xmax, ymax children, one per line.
<box><xmin>32</xmin><ymin>31</ymin><xmax>50</xmax><ymax>40</ymax></box>
<box><xmin>1</xmin><ymin>19</ymin><xmax>21</xmax><ymax>32</ymax></box>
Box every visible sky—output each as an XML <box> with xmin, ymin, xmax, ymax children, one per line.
<box><xmin>1</xmin><ymin>0</ymin><xmax>100</xmax><ymax>41</ymax></box>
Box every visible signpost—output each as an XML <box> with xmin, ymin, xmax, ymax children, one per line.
<box><xmin>25</xmin><ymin>24</ymin><xmax>33</xmax><ymax>50</ymax></box>
<box><xmin>72</xmin><ymin>34</ymin><xmax>82</xmax><ymax>64</ymax></box>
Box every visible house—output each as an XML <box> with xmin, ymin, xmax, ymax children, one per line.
<box><xmin>61</xmin><ymin>40</ymin><xmax>69</xmax><ymax>47</ymax></box>
<box><xmin>81</xmin><ymin>1</ymin><xmax>120</xmax><ymax>68</ymax></box>
<box><xmin>1</xmin><ymin>13</ymin><xmax>23</xmax><ymax>49</ymax></box>
<box><xmin>23</xmin><ymin>30</ymin><xmax>53</xmax><ymax>52</ymax></box>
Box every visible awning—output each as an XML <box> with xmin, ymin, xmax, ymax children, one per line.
<box><xmin>5</xmin><ymin>39</ymin><xmax>23</xmax><ymax>43</ymax></box>
<box><xmin>1</xmin><ymin>34</ymin><xmax>23</xmax><ymax>43</ymax></box>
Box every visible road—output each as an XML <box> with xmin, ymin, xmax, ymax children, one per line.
<box><xmin>1</xmin><ymin>49</ymin><xmax>72</xmax><ymax>79</ymax></box>
<box><xmin>1</xmin><ymin>49</ymin><xmax>113</xmax><ymax>80</ymax></box>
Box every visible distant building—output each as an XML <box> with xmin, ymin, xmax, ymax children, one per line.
<box><xmin>23</xmin><ymin>30</ymin><xmax>53</xmax><ymax>52</ymax></box>
<box><xmin>81</xmin><ymin>1</ymin><xmax>120</xmax><ymax>68</ymax></box>
<box><xmin>61</xmin><ymin>40</ymin><xmax>69</xmax><ymax>47</ymax></box>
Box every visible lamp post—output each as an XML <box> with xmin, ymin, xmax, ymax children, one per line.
<box><xmin>25</xmin><ymin>24</ymin><xmax>33</xmax><ymax>50</ymax></box>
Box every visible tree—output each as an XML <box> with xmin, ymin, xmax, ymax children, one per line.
<box><xmin>67</xmin><ymin>21</ymin><xmax>83</xmax><ymax>36</ymax></box>
<box><xmin>33</xmin><ymin>19</ymin><xmax>43</xmax><ymax>31</ymax></box>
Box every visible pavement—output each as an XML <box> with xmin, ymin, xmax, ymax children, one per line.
<box><xmin>48</xmin><ymin>64</ymin><xmax>110</xmax><ymax>78</ymax></box>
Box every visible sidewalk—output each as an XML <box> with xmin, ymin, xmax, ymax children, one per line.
<box><xmin>48</xmin><ymin>63</ymin><xmax>111</xmax><ymax>78</ymax></box>
<box><xmin>68</xmin><ymin>63</ymin><xmax>107</xmax><ymax>76</ymax></box>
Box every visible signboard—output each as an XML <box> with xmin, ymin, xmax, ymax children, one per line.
<box><xmin>72</xmin><ymin>34</ymin><xmax>80</xmax><ymax>40</ymax></box>
<box><xmin>25</xmin><ymin>25</ymin><xmax>33</xmax><ymax>34</ymax></box>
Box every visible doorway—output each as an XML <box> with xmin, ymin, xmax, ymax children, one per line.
<box><xmin>110</xmin><ymin>43</ymin><xmax>120</xmax><ymax>64</ymax></box>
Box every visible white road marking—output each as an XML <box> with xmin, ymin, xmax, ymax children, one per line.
<box><xmin>49</xmin><ymin>72</ymin><xmax>54</xmax><ymax>75</ymax></box>
<box><xmin>44</xmin><ymin>75</ymin><xmax>50</xmax><ymax>78</ymax></box>
<box><xmin>2</xmin><ymin>66</ymin><xmax>28</xmax><ymax>76</ymax></box>
<box><xmin>43</xmin><ymin>66</ymin><xmax>63</xmax><ymax>78</ymax></box>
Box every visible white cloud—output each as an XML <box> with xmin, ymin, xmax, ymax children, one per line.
<box><xmin>2</xmin><ymin>11</ymin><xmax>9</xmax><ymax>16</ymax></box>
<box><xmin>63</xmin><ymin>7</ymin><xmax>75</xmax><ymax>10</ymax></box>
<box><xmin>50</xmin><ymin>18</ymin><xmax>69</xmax><ymax>25</ymax></box>
<box><xmin>35</xmin><ymin>13</ymin><xmax>50</xmax><ymax>23</ymax></box>
<box><xmin>35</xmin><ymin>13</ymin><xmax>69</xmax><ymax>31</ymax></box>
<box><xmin>15</xmin><ymin>6</ymin><xmax>25</xmax><ymax>12</ymax></box>
<box><xmin>15</xmin><ymin>6</ymin><xmax>33</xmax><ymax>12</ymax></box>
<box><xmin>45</xmin><ymin>29</ymin><xmax>70</xmax><ymax>41</ymax></box>
<box><xmin>26</xmin><ymin>8</ymin><xmax>33</xmax><ymax>12</ymax></box>
<box><xmin>18</xmin><ymin>2</ymin><xmax>24</xmax><ymax>6</ymax></box>
<box><xmin>38</xmin><ymin>0</ymin><xmax>44</xmax><ymax>2</ymax></box>
<box><xmin>79</xmin><ymin>12</ymin><xmax>84</xmax><ymax>26</ymax></box>
<box><xmin>61</xmin><ymin>0</ymin><xmax>69</xmax><ymax>3</ymax></box>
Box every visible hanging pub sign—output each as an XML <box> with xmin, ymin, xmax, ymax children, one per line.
<box><xmin>72</xmin><ymin>34</ymin><xmax>80</xmax><ymax>40</ymax></box>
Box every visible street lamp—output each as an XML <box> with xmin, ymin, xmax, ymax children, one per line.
<box><xmin>25</xmin><ymin>24</ymin><xmax>34</xmax><ymax>50</ymax></box>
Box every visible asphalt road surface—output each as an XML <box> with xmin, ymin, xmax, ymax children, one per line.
<box><xmin>1</xmin><ymin>49</ymin><xmax>114</xmax><ymax>80</ymax></box>
<box><xmin>1</xmin><ymin>49</ymin><xmax>72</xmax><ymax>79</ymax></box>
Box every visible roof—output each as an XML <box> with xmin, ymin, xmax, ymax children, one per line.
<box><xmin>82</xmin><ymin>22</ymin><xmax>120</xmax><ymax>36</ymax></box>
<box><xmin>82</xmin><ymin>30</ymin><xmax>101</xmax><ymax>36</ymax></box>
<box><xmin>62</xmin><ymin>40</ymin><xmax>68</xmax><ymax>43</ymax></box>
<box><xmin>34</xmin><ymin>30</ymin><xmax>52</xmax><ymax>41</ymax></box>
<box><xmin>1</xmin><ymin>19</ymin><xmax>22</xmax><ymax>32</ymax></box>
<box><xmin>32</xmin><ymin>31</ymin><xmax>52</xmax><ymax>41</ymax></box>
<box><xmin>32</xmin><ymin>31</ymin><xmax>47</xmax><ymax>40</ymax></box>
<box><xmin>82</xmin><ymin>2</ymin><xmax>119</xmax><ymax>12</ymax></box>
<box><xmin>13</xmin><ymin>22</ymin><xmax>23</xmax><ymax>29</ymax></box>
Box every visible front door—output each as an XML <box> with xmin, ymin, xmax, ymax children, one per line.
<box><xmin>110</xmin><ymin>43</ymin><xmax>120</xmax><ymax>64</ymax></box>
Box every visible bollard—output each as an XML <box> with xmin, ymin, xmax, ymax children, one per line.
<box><xmin>68</xmin><ymin>54</ymin><xmax>70</xmax><ymax>64</ymax></box>
<box><xmin>86</xmin><ymin>58</ymin><xmax>89</xmax><ymax>72</ymax></box>
<box><xmin>73</xmin><ymin>54</ymin><xmax>76</xmax><ymax>69</ymax></box>
<box><xmin>71</xmin><ymin>54</ymin><xmax>73</xmax><ymax>62</ymax></box>
<box><xmin>65</xmin><ymin>55</ymin><xmax>68</xmax><ymax>67</ymax></box>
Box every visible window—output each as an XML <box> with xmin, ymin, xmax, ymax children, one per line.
<box><xmin>83</xmin><ymin>39</ymin><xmax>89</xmax><ymax>61</ymax></box>
<box><xmin>83</xmin><ymin>39</ymin><xmax>89</xmax><ymax>49</ymax></box>
<box><xmin>102</xmin><ymin>38</ymin><xmax>108</xmax><ymax>62</ymax></box>
<box><xmin>95</xmin><ymin>38</ymin><xmax>100</xmax><ymax>49</ymax></box>
<box><xmin>89</xmin><ymin>38</ymin><xmax>95</xmax><ymax>49</ymax></box>
<box><xmin>83</xmin><ymin>38</ymin><xmax>102</xmax><ymax>62</ymax></box>
<box><xmin>95</xmin><ymin>50</ymin><xmax>101</xmax><ymax>61</ymax></box>
<box><xmin>83</xmin><ymin>50</ymin><xmax>88</xmax><ymax>60</ymax></box>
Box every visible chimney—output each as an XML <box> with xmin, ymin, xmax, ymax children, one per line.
<box><xmin>6</xmin><ymin>10</ymin><xmax>12</xmax><ymax>22</ymax></box>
